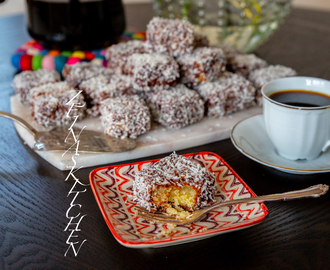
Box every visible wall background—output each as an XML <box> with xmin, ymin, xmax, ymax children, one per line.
<box><xmin>0</xmin><ymin>0</ymin><xmax>330</xmax><ymax>17</ymax></box>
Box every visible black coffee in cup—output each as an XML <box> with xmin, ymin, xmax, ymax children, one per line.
<box><xmin>26</xmin><ymin>0</ymin><xmax>126</xmax><ymax>50</ymax></box>
<box><xmin>262</xmin><ymin>77</ymin><xmax>330</xmax><ymax>160</ymax></box>
<box><xmin>269</xmin><ymin>90</ymin><xmax>330</xmax><ymax>107</ymax></box>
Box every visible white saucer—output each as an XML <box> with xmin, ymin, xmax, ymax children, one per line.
<box><xmin>230</xmin><ymin>114</ymin><xmax>330</xmax><ymax>174</ymax></box>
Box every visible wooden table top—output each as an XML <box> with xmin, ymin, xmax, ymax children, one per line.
<box><xmin>0</xmin><ymin>4</ymin><xmax>329</xmax><ymax>270</ymax></box>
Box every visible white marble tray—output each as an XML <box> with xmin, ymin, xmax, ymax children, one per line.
<box><xmin>10</xmin><ymin>95</ymin><xmax>262</xmax><ymax>171</ymax></box>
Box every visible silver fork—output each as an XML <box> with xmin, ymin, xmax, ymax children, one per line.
<box><xmin>135</xmin><ymin>184</ymin><xmax>328</xmax><ymax>225</ymax></box>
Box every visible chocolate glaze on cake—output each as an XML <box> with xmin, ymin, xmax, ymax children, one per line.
<box><xmin>212</xmin><ymin>43</ymin><xmax>242</xmax><ymax>68</ymax></box>
<box><xmin>146</xmin><ymin>17</ymin><xmax>194</xmax><ymax>58</ymax></box>
<box><xmin>177</xmin><ymin>47</ymin><xmax>226</xmax><ymax>87</ymax></box>
<box><xmin>79</xmin><ymin>74</ymin><xmax>136</xmax><ymax>116</ymax></box>
<box><xmin>146</xmin><ymin>84</ymin><xmax>204</xmax><ymax>129</ymax></box>
<box><xmin>196</xmin><ymin>72</ymin><xmax>256</xmax><ymax>118</ymax></box>
<box><xmin>13</xmin><ymin>69</ymin><xmax>61</xmax><ymax>106</ymax></box>
<box><xmin>133</xmin><ymin>152</ymin><xmax>216</xmax><ymax>212</ymax></box>
<box><xmin>62</xmin><ymin>62</ymin><xmax>113</xmax><ymax>87</ymax></box>
<box><xmin>126</xmin><ymin>53</ymin><xmax>179</xmax><ymax>91</ymax></box>
<box><xmin>227</xmin><ymin>53</ymin><xmax>268</xmax><ymax>78</ymax></box>
<box><xmin>248</xmin><ymin>65</ymin><xmax>298</xmax><ymax>106</ymax></box>
<box><xmin>30</xmin><ymin>81</ymin><xmax>86</xmax><ymax>127</ymax></box>
<box><xmin>192</xmin><ymin>32</ymin><xmax>210</xmax><ymax>48</ymax></box>
<box><xmin>100</xmin><ymin>95</ymin><xmax>151</xmax><ymax>139</ymax></box>
<box><xmin>105</xmin><ymin>40</ymin><xmax>146</xmax><ymax>75</ymax></box>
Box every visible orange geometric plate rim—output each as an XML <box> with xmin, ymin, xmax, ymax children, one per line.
<box><xmin>89</xmin><ymin>152</ymin><xmax>269</xmax><ymax>248</ymax></box>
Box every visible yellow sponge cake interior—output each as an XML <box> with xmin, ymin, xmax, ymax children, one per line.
<box><xmin>133</xmin><ymin>152</ymin><xmax>216</xmax><ymax>219</ymax></box>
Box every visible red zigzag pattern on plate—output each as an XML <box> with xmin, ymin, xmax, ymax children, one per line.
<box><xmin>96</xmin><ymin>168</ymin><xmax>140</xmax><ymax>240</ymax></box>
<box><xmin>90</xmin><ymin>152</ymin><xmax>269</xmax><ymax>245</ymax></box>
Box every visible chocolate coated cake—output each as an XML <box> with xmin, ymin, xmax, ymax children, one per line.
<box><xmin>133</xmin><ymin>152</ymin><xmax>216</xmax><ymax>218</ymax></box>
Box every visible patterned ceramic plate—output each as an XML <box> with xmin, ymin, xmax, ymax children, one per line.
<box><xmin>89</xmin><ymin>152</ymin><xmax>269</xmax><ymax>248</ymax></box>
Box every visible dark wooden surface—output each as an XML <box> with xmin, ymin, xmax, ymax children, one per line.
<box><xmin>1</xmin><ymin>4</ymin><xmax>330</xmax><ymax>270</ymax></box>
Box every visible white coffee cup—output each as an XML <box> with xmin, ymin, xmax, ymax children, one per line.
<box><xmin>261</xmin><ymin>76</ymin><xmax>330</xmax><ymax>160</ymax></box>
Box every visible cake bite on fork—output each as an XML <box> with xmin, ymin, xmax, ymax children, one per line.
<box><xmin>135</xmin><ymin>184</ymin><xmax>328</xmax><ymax>225</ymax></box>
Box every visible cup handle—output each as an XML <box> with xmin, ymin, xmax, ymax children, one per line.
<box><xmin>322</xmin><ymin>140</ymin><xmax>330</xmax><ymax>152</ymax></box>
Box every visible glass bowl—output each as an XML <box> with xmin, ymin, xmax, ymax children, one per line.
<box><xmin>152</xmin><ymin>0</ymin><xmax>292</xmax><ymax>53</ymax></box>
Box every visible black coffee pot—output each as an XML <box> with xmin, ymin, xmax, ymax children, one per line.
<box><xmin>25</xmin><ymin>0</ymin><xmax>126</xmax><ymax>50</ymax></box>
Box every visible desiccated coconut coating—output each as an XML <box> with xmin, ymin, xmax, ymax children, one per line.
<box><xmin>126</xmin><ymin>53</ymin><xmax>179</xmax><ymax>91</ymax></box>
<box><xmin>196</xmin><ymin>72</ymin><xmax>256</xmax><ymax>118</ymax></box>
<box><xmin>146</xmin><ymin>84</ymin><xmax>204</xmax><ymax>129</ymax></box>
<box><xmin>100</xmin><ymin>95</ymin><xmax>151</xmax><ymax>139</ymax></box>
<box><xmin>146</xmin><ymin>17</ymin><xmax>194</xmax><ymax>57</ymax></box>
<box><xmin>133</xmin><ymin>152</ymin><xmax>216</xmax><ymax>213</ymax></box>
<box><xmin>13</xmin><ymin>69</ymin><xmax>61</xmax><ymax>106</ymax></box>
<box><xmin>176</xmin><ymin>47</ymin><xmax>226</xmax><ymax>87</ymax></box>
<box><xmin>248</xmin><ymin>65</ymin><xmax>298</xmax><ymax>106</ymax></box>
<box><xmin>105</xmin><ymin>40</ymin><xmax>146</xmax><ymax>75</ymax></box>
<box><xmin>30</xmin><ymin>81</ymin><xmax>86</xmax><ymax>127</ymax></box>
<box><xmin>79</xmin><ymin>74</ymin><xmax>137</xmax><ymax>117</ymax></box>
<box><xmin>227</xmin><ymin>53</ymin><xmax>268</xmax><ymax>78</ymax></box>
<box><xmin>62</xmin><ymin>62</ymin><xmax>113</xmax><ymax>87</ymax></box>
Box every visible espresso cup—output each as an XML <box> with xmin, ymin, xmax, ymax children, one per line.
<box><xmin>261</xmin><ymin>76</ymin><xmax>330</xmax><ymax>160</ymax></box>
